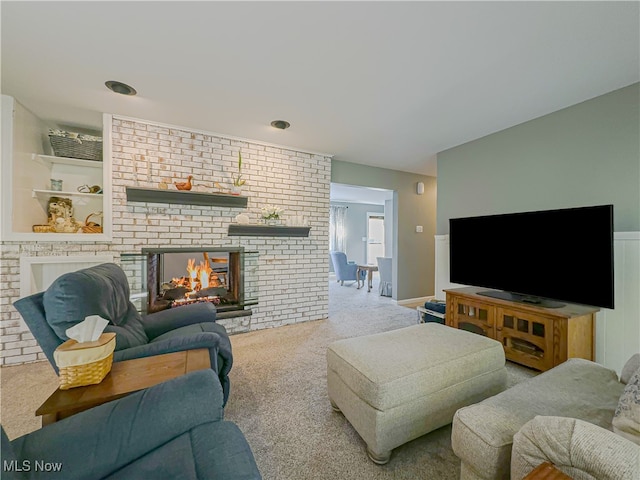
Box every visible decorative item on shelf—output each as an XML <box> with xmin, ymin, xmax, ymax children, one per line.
<box><xmin>235</xmin><ymin>213</ymin><xmax>250</xmax><ymax>224</ymax></box>
<box><xmin>32</xmin><ymin>224</ymin><xmax>55</xmax><ymax>233</ymax></box>
<box><xmin>288</xmin><ymin>215</ymin><xmax>307</xmax><ymax>227</ymax></box>
<box><xmin>47</xmin><ymin>197</ymin><xmax>81</xmax><ymax>233</ymax></box>
<box><xmin>174</xmin><ymin>175</ymin><xmax>193</xmax><ymax>191</ymax></box>
<box><xmin>231</xmin><ymin>150</ymin><xmax>246</xmax><ymax>195</ymax></box>
<box><xmin>261</xmin><ymin>204</ymin><xmax>284</xmax><ymax>225</ymax></box>
<box><xmin>48</xmin><ymin>129</ymin><xmax>103</xmax><ymax>161</ymax></box>
<box><xmin>82</xmin><ymin>212</ymin><xmax>103</xmax><ymax>234</ymax></box>
<box><xmin>158</xmin><ymin>181</ymin><xmax>169</xmax><ymax>190</ymax></box>
<box><xmin>77</xmin><ymin>184</ymin><xmax>102</xmax><ymax>194</ymax></box>
<box><xmin>50</xmin><ymin>179</ymin><xmax>63</xmax><ymax>191</ymax></box>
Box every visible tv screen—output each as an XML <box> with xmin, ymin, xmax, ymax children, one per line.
<box><xmin>449</xmin><ymin>205</ymin><xmax>614</xmax><ymax>309</ymax></box>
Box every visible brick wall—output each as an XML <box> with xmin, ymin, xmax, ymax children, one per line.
<box><xmin>0</xmin><ymin>116</ymin><xmax>331</xmax><ymax>365</ymax></box>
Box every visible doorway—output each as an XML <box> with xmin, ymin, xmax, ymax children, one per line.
<box><xmin>366</xmin><ymin>213</ymin><xmax>385</xmax><ymax>264</ymax></box>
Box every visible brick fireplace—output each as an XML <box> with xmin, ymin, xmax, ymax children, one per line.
<box><xmin>1</xmin><ymin>115</ymin><xmax>331</xmax><ymax>365</ymax></box>
<box><xmin>144</xmin><ymin>247</ymin><xmax>251</xmax><ymax>314</ymax></box>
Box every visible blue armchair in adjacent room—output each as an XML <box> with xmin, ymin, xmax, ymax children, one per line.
<box><xmin>13</xmin><ymin>263</ymin><xmax>234</xmax><ymax>405</ymax></box>
<box><xmin>330</xmin><ymin>251</ymin><xmax>365</xmax><ymax>286</ymax></box>
<box><xmin>0</xmin><ymin>370</ymin><xmax>262</xmax><ymax>479</ymax></box>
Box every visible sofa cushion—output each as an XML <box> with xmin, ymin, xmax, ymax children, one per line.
<box><xmin>613</xmin><ymin>367</ymin><xmax>640</xmax><ymax>445</ymax></box>
<box><xmin>0</xmin><ymin>428</ymin><xmax>21</xmax><ymax>480</ymax></box>
<box><xmin>43</xmin><ymin>263</ymin><xmax>148</xmax><ymax>349</ymax></box>
<box><xmin>452</xmin><ymin>358</ymin><xmax>624</xmax><ymax>480</ymax></box>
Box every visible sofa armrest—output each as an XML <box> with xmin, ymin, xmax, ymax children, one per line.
<box><xmin>11</xmin><ymin>370</ymin><xmax>224</xmax><ymax>479</ymax></box>
<box><xmin>143</xmin><ymin>302</ymin><xmax>217</xmax><ymax>339</ymax></box>
<box><xmin>511</xmin><ymin>416</ymin><xmax>640</xmax><ymax>480</ymax></box>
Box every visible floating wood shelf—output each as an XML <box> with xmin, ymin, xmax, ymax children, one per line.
<box><xmin>228</xmin><ymin>224</ymin><xmax>311</xmax><ymax>237</ymax></box>
<box><xmin>125</xmin><ymin>187</ymin><xmax>248</xmax><ymax>207</ymax></box>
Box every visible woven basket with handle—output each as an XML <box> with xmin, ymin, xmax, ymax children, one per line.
<box><xmin>82</xmin><ymin>212</ymin><xmax>103</xmax><ymax>234</ymax></box>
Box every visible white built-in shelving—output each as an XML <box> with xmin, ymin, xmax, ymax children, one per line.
<box><xmin>0</xmin><ymin>95</ymin><xmax>112</xmax><ymax>241</ymax></box>
<box><xmin>33</xmin><ymin>154</ymin><xmax>103</xmax><ymax>169</ymax></box>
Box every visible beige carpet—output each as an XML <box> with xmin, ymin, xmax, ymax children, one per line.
<box><xmin>1</xmin><ymin>276</ymin><xmax>536</xmax><ymax>479</ymax></box>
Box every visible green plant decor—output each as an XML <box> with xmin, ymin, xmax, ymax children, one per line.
<box><xmin>232</xmin><ymin>151</ymin><xmax>246</xmax><ymax>187</ymax></box>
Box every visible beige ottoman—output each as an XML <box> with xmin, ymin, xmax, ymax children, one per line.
<box><xmin>327</xmin><ymin>323</ymin><xmax>507</xmax><ymax>464</ymax></box>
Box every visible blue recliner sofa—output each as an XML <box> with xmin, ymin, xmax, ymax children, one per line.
<box><xmin>13</xmin><ymin>263</ymin><xmax>233</xmax><ymax>405</ymax></box>
<box><xmin>0</xmin><ymin>370</ymin><xmax>261</xmax><ymax>479</ymax></box>
<box><xmin>330</xmin><ymin>251</ymin><xmax>365</xmax><ymax>286</ymax></box>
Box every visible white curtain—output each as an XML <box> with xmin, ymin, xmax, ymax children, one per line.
<box><xmin>330</xmin><ymin>205</ymin><xmax>347</xmax><ymax>253</ymax></box>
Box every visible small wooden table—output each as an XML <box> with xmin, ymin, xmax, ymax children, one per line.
<box><xmin>36</xmin><ymin>349</ymin><xmax>210</xmax><ymax>426</ymax></box>
<box><xmin>523</xmin><ymin>462</ymin><xmax>572</xmax><ymax>480</ymax></box>
<box><xmin>357</xmin><ymin>264</ymin><xmax>378</xmax><ymax>292</ymax></box>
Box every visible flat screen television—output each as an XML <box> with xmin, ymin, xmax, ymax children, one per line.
<box><xmin>449</xmin><ymin>205</ymin><xmax>614</xmax><ymax>309</ymax></box>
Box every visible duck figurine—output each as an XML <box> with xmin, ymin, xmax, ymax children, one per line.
<box><xmin>174</xmin><ymin>175</ymin><xmax>193</xmax><ymax>191</ymax></box>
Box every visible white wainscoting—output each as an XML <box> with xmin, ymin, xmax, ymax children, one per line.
<box><xmin>20</xmin><ymin>255</ymin><xmax>114</xmax><ymax>297</ymax></box>
<box><xmin>434</xmin><ymin>232</ymin><xmax>640</xmax><ymax>374</ymax></box>
<box><xmin>595</xmin><ymin>232</ymin><xmax>640</xmax><ymax>374</ymax></box>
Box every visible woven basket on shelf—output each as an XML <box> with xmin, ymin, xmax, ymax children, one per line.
<box><xmin>54</xmin><ymin>333</ymin><xmax>116</xmax><ymax>390</ymax></box>
<box><xmin>82</xmin><ymin>212</ymin><xmax>103</xmax><ymax>234</ymax></box>
<box><xmin>49</xmin><ymin>131</ymin><xmax>103</xmax><ymax>161</ymax></box>
<box><xmin>32</xmin><ymin>224</ymin><xmax>54</xmax><ymax>233</ymax></box>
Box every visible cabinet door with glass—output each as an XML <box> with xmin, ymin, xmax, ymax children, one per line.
<box><xmin>449</xmin><ymin>298</ymin><xmax>494</xmax><ymax>337</ymax></box>
<box><xmin>496</xmin><ymin>308</ymin><xmax>554</xmax><ymax>371</ymax></box>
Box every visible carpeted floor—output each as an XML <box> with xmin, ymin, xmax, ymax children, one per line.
<box><xmin>224</xmin><ymin>276</ymin><xmax>536</xmax><ymax>480</ymax></box>
<box><xmin>1</xmin><ymin>276</ymin><xmax>537</xmax><ymax>479</ymax></box>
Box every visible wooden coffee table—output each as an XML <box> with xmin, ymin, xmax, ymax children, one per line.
<box><xmin>36</xmin><ymin>349</ymin><xmax>210</xmax><ymax>426</ymax></box>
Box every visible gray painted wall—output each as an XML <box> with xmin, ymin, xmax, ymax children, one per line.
<box><xmin>437</xmin><ymin>83</ymin><xmax>640</xmax><ymax>233</ymax></box>
<box><xmin>385</xmin><ymin>198</ymin><xmax>394</xmax><ymax>260</ymax></box>
<box><xmin>332</xmin><ymin>161</ymin><xmax>436</xmax><ymax>300</ymax></box>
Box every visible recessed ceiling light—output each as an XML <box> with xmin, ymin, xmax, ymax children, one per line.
<box><xmin>105</xmin><ymin>80</ymin><xmax>137</xmax><ymax>96</ymax></box>
<box><xmin>270</xmin><ymin>120</ymin><xmax>290</xmax><ymax>130</ymax></box>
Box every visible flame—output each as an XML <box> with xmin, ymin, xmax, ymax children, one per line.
<box><xmin>187</xmin><ymin>259</ymin><xmax>197</xmax><ymax>279</ymax></box>
<box><xmin>187</xmin><ymin>258</ymin><xmax>198</xmax><ymax>290</ymax></box>
<box><xmin>184</xmin><ymin>258</ymin><xmax>213</xmax><ymax>291</ymax></box>
<box><xmin>199</xmin><ymin>260</ymin><xmax>212</xmax><ymax>289</ymax></box>
<box><xmin>200</xmin><ymin>268</ymin><xmax>209</xmax><ymax>289</ymax></box>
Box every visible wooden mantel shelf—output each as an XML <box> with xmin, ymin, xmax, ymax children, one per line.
<box><xmin>228</xmin><ymin>224</ymin><xmax>311</xmax><ymax>237</ymax></box>
<box><xmin>125</xmin><ymin>187</ymin><xmax>248</xmax><ymax>207</ymax></box>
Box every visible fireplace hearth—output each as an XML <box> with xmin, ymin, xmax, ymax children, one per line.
<box><xmin>142</xmin><ymin>247</ymin><xmax>252</xmax><ymax>314</ymax></box>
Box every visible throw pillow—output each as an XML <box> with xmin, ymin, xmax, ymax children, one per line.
<box><xmin>612</xmin><ymin>367</ymin><xmax>640</xmax><ymax>445</ymax></box>
<box><xmin>620</xmin><ymin>353</ymin><xmax>640</xmax><ymax>384</ymax></box>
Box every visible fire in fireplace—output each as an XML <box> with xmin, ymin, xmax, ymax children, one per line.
<box><xmin>143</xmin><ymin>247</ymin><xmax>246</xmax><ymax>313</ymax></box>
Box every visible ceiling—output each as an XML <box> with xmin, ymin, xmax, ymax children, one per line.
<box><xmin>2</xmin><ymin>2</ymin><xmax>638</xmax><ymax>176</ymax></box>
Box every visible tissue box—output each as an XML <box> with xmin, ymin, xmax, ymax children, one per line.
<box><xmin>54</xmin><ymin>333</ymin><xmax>116</xmax><ymax>390</ymax></box>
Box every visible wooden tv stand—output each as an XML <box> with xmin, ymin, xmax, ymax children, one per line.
<box><xmin>444</xmin><ymin>287</ymin><xmax>598</xmax><ymax>372</ymax></box>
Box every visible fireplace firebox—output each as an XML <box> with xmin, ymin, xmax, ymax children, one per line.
<box><xmin>142</xmin><ymin>247</ymin><xmax>255</xmax><ymax>314</ymax></box>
